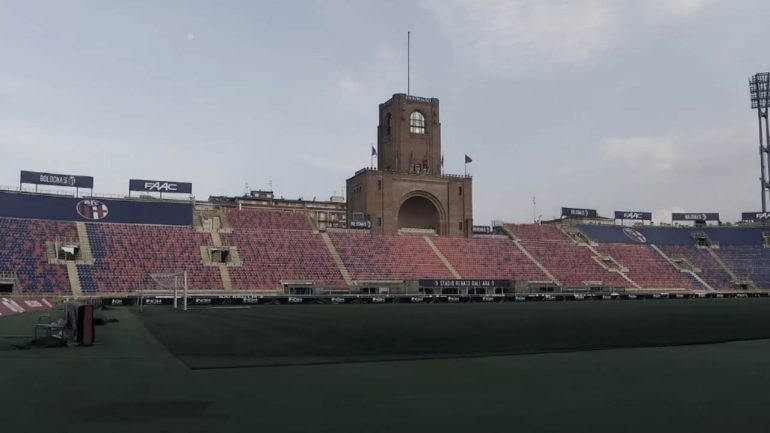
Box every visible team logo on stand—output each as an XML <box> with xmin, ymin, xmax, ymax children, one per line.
<box><xmin>76</xmin><ymin>200</ymin><xmax>110</xmax><ymax>220</ymax></box>
<box><xmin>622</xmin><ymin>228</ymin><xmax>647</xmax><ymax>243</ymax></box>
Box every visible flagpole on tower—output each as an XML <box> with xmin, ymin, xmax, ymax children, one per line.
<box><xmin>371</xmin><ymin>144</ymin><xmax>377</xmax><ymax>169</ymax></box>
<box><xmin>407</xmin><ymin>31</ymin><xmax>410</xmax><ymax>96</ymax></box>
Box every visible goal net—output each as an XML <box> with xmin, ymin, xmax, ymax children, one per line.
<box><xmin>139</xmin><ymin>271</ymin><xmax>188</xmax><ymax>311</ymax></box>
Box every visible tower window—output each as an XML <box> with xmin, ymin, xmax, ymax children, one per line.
<box><xmin>410</xmin><ymin>111</ymin><xmax>425</xmax><ymax>134</ymax></box>
<box><xmin>385</xmin><ymin>113</ymin><xmax>392</xmax><ymax>135</ymax></box>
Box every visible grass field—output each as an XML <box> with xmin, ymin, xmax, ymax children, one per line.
<box><xmin>2</xmin><ymin>300</ymin><xmax>770</xmax><ymax>432</ymax></box>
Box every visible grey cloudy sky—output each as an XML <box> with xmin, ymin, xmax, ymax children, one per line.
<box><xmin>1</xmin><ymin>0</ymin><xmax>768</xmax><ymax>224</ymax></box>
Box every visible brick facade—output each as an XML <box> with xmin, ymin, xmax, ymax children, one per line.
<box><xmin>346</xmin><ymin>94</ymin><xmax>473</xmax><ymax>236</ymax></box>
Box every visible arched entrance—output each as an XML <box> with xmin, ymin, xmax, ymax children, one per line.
<box><xmin>398</xmin><ymin>194</ymin><xmax>441</xmax><ymax>233</ymax></box>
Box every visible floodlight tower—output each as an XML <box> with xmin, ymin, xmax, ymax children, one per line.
<box><xmin>750</xmin><ymin>72</ymin><xmax>770</xmax><ymax>212</ymax></box>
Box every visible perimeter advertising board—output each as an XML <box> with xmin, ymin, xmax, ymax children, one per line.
<box><xmin>614</xmin><ymin>211</ymin><xmax>652</xmax><ymax>220</ymax></box>
<box><xmin>671</xmin><ymin>212</ymin><xmax>720</xmax><ymax>222</ymax></box>
<box><xmin>561</xmin><ymin>207</ymin><xmax>598</xmax><ymax>219</ymax></box>
<box><xmin>0</xmin><ymin>191</ymin><xmax>192</xmax><ymax>226</ymax></box>
<box><xmin>129</xmin><ymin>179</ymin><xmax>193</xmax><ymax>194</ymax></box>
<box><xmin>418</xmin><ymin>279</ymin><xmax>511</xmax><ymax>288</ymax></box>
<box><xmin>20</xmin><ymin>170</ymin><xmax>93</xmax><ymax>189</ymax></box>
<box><xmin>741</xmin><ymin>212</ymin><xmax>770</xmax><ymax>222</ymax></box>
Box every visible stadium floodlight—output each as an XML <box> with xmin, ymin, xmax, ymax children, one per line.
<box><xmin>750</xmin><ymin>73</ymin><xmax>770</xmax><ymax>109</ymax></box>
<box><xmin>749</xmin><ymin>72</ymin><xmax>770</xmax><ymax>212</ymax></box>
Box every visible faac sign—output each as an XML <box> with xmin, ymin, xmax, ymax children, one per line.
<box><xmin>741</xmin><ymin>212</ymin><xmax>770</xmax><ymax>222</ymax></box>
<box><xmin>129</xmin><ymin>179</ymin><xmax>192</xmax><ymax>194</ymax></box>
<box><xmin>614</xmin><ymin>211</ymin><xmax>652</xmax><ymax>221</ymax></box>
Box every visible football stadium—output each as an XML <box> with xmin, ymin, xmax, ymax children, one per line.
<box><xmin>3</xmin><ymin>89</ymin><xmax>770</xmax><ymax>432</ymax></box>
<box><xmin>4</xmin><ymin>3</ymin><xmax>770</xmax><ymax>431</ymax></box>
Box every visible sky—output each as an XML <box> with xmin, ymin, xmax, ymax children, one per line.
<box><xmin>1</xmin><ymin>0</ymin><xmax>769</xmax><ymax>224</ymax></box>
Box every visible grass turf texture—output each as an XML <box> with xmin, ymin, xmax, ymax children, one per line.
<box><xmin>2</xmin><ymin>300</ymin><xmax>770</xmax><ymax>432</ymax></box>
<box><xmin>139</xmin><ymin>298</ymin><xmax>770</xmax><ymax>368</ymax></box>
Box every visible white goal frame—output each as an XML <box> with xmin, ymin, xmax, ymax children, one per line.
<box><xmin>139</xmin><ymin>271</ymin><xmax>188</xmax><ymax>312</ymax></box>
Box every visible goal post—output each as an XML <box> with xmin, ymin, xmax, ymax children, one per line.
<box><xmin>143</xmin><ymin>271</ymin><xmax>188</xmax><ymax>311</ymax></box>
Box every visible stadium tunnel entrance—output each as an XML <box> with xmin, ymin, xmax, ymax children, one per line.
<box><xmin>398</xmin><ymin>193</ymin><xmax>442</xmax><ymax>234</ymax></box>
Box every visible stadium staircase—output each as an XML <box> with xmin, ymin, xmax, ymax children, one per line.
<box><xmin>75</xmin><ymin>222</ymin><xmax>94</xmax><ymax>263</ymax></box>
<box><xmin>423</xmin><ymin>236</ymin><xmax>462</xmax><ymax>279</ymax></box>
<box><xmin>196</xmin><ymin>208</ymin><xmax>234</xmax><ymax>291</ymax></box>
<box><xmin>60</xmin><ymin>222</ymin><xmax>95</xmax><ymax>297</ymax></box>
<box><xmin>210</xmin><ymin>231</ymin><xmax>234</xmax><ymax>291</ymax></box>
<box><xmin>499</xmin><ymin>225</ymin><xmax>561</xmax><ymax>286</ymax></box>
<box><xmin>561</xmin><ymin>226</ymin><xmax>642</xmax><ymax>289</ymax></box>
<box><xmin>66</xmin><ymin>262</ymin><xmax>83</xmax><ymax>297</ymax></box>
<box><xmin>320</xmin><ymin>232</ymin><xmax>354</xmax><ymax>286</ymax></box>
<box><xmin>581</xmin><ymin>244</ymin><xmax>642</xmax><ymax>290</ymax></box>
<box><xmin>708</xmin><ymin>248</ymin><xmax>756</xmax><ymax>290</ymax></box>
<box><xmin>650</xmin><ymin>244</ymin><xmax>714</xmax><ymax>291</ymax></box>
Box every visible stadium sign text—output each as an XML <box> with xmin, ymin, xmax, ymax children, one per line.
<box><xmin>561</xmin><ymin>207</ymin><xmax>598</xmax><ymax>219</ymax></box>
<box><xmin>349</xmin><ymin>220</ymin><xmax>371</xmax><ymax>229</ymax></box>
<box><xmin>672</xmin><ymin>212</ymin><xmax>720</xmax><ymax>221</ymax></box>
<box><xmin>20</xmin><ymin>170</ymin><xmax>94</xmax><ymax>189</ymax></box>
<box><xmin>614</xmin><ymin>211</ymin><xmax>652</xmax><ymax>221</ymax></box>
<box><xmin>405</xmin><ymin>95</ymin><xmax>434</xmax><ymax>104</ymax></box>
<box><xmin>129</xmin><ymin>179</ymin><xmax>193</xmax><ymax>194</ymax></box>
<box><xmin>742</xmin><ymin>212</ymin><xmax>770</xmax><ymax>221</ymax></box>
<box><xmin>472</xmin><ymin>225</ymin><xmax>493</xmax><ymax>234</ymax></box>
<box><xmin>419</xmin><ymin>279</ymin><xmax>511</xmax><ymax>288</ymax></box>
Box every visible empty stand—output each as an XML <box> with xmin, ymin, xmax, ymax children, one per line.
<box><xmin>508</xmin><ymin>224</ymin><xmax>629</xmax><ymax>288</ymax></box>
<box><xmin>80</xmin><ymin>223</ymin><xmax>222</xmax><ymax>293</ymax></box>
<box><xmin>596</xmin><ymin>244</ymin><xmax>698</xmax><ymax>290</ymax></box>
<box><xmin>0</xmin><ymin>217</ymin><xmax>76</xmax><ymax>294</ymax></box>
<box><xmin>431</xmin><ymin>236</ymin><xmax>548</xmax><ymax>281</ymax></box>
<box><xmin>506</xmin><ymin>224</ymin><xmax>570</xmax><ymax>241</ymax></box>
<box><xmin>221</xmin><ymin>228</ymin><xmax>344</xmax><ymax>291</ymax></box>
<box><xmin>658</xmin><ymin>245</ymin><xmax>735</xmax><ymax>290</ymax></box>
<box><xmin>717</xmin><ymin>245</ymin><xmax>770</xmax><ymax>289</ymax></box>
<box><xmin>330</xmin><ymin>232</ymin><xmax>454</xmax><ymax>281</ymax></box>
<box><xmin>227</xmin><ymin>208</ymin><xmax>311</xmax><ymax>231</ymax></box>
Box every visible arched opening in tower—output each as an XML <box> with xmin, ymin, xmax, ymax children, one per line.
<box><xmin>398</xmin><ymin>195</ymin><xmax>440</xmax><ymax>233</ymax></box>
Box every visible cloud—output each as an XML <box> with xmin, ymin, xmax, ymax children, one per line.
<box><xmin>604</xmin><ymin>135</ymin><xmax>677</xmax><ymax>172</ymax></box>
<box><xmin>336</xmin><ymin>72</ymin><xmax>365</xmax><ymax>95</ymax></box>
<box><xmin>642</xmin><ymin>0</ymin><xmax>720</xmax><ymax>18</ymax></box>
<box><xmin>421</xmin><ymin>0</ymin><xmax>618</xmax><ymax>75</ymax></box>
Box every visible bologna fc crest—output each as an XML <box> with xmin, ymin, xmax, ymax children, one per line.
<box><xmin>76</xmin><ymin>199</ymin><xmax>109</xmax><ymax>220</ymax></box>
<box><xmin>622</xmin><ymin>228</ymin><xmax>647</xmax><ymax>243</ymax></box>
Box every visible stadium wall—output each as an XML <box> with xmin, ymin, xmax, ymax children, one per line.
<box><xmin>0</xmin><ymin>191</ymin><xmax>193</xmax><ymax>226</ymax></box>
<box><xmin>577</xmin><ymin>224</ymin><xmax>766</xmax><ymax>245</ymax></box>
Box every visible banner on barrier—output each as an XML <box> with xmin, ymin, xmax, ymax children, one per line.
<box><xmin>0</xmin><ymin>191</ymin><xmax>192</xmax><ymax>226</ymax></box>
<box><xmin>418</xmin><ymin>279</ymin><xmax>511</xmax><ymax>288</ymax></box>
<box><xmin>614</xmin><ymin>211</ymin><xmax>652</xmax><ymax>220</ymax></box>
<box><xmin>672</xmin><ymin>212</ymin><xmax>720</xmax><ymax>222</ymax></box>
<box><xmin>561</xmin><ymin>207</ymin><xmax>598</xmax><ymax>219</ymax></box>
<box><xmin>129</xmin><ymin>179</ymin><xmax>192</xmax><ymax>194</ymax></box>
<box><xmin>472</xmin><ymin>225</ymin><xmax>493</xmax><ymax>234</ymax></box>
<box><xmin>20</xmin><ymin>170</ymin><xmax>93</xmax><ymax>189</ymax></box>
<box><xmin>741</xmin><ymin>212</ymin><xmax>770</xmax><ymax>222</ymax></box>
